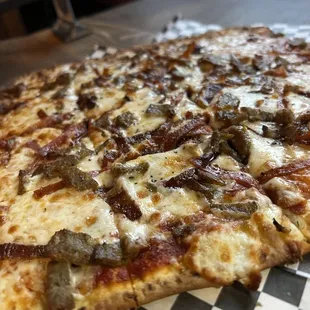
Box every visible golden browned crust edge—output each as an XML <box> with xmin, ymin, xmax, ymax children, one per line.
<box><xmin>77</xmin><ymin>280</ymin><xmax>137</xmax><ymax>310</ymax></box>
<box><xmin>130</xmin><ymin>263</ymin><xmax>215</xmax><ymax>306</ymax></box>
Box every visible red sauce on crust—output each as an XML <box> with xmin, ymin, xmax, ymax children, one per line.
<box><xmin>128</xmin><ymin>239</ymin><xmax>186</xmax><ymax>278</ymax></box>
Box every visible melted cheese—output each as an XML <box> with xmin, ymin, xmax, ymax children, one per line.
<box><xmin>84</xmin><ymin>88</ymin><xmax>126</xmax><ymax>119</ymax></box>
<box><xmin>110</xmin><ymin>88</ymin><xmax>165</xmax><ymax>136</ymax></box>
<box><xmin>111</xmin><ymin>143</ymin><xmax>205</xmax><ymax>246</ymax></box>
<box><xmin>287</xmin><ymin>93</ymin><xmax>310</xmax><ymax>115</ymax></box>
<box><xmin>0</xmin><ymin>191</ymin><xmax>118</xmax><ymax>245</ymax></box>
<box><xmin>248</xmin><ymin>131</ymin><xmax>286</xmax><ymax>176</ymax></box>
<box><xmin>287</xmin><ymin>64</ymin><xmax>310</xmax><ymax>91</ymax></box>
<box><xmin>0</xmin><ymin>260</ymin><xmax>47</xmax><ymax>310</ymax></box>
<box><xmin>212</xmin><ymin>154</ymin><xmax>241</xmax><ymax>171</ymax></box>
<box><xmin>184</xmin><ymin>189</ymin><xmax>306</xmax><ymax>286</ymax></box>
<box><xmin>223</xmin><ymin>86</ymin><xmax>279</xmax><ymax>112</ymax></box>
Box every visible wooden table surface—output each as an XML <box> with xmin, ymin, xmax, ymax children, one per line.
<box><xmin>1</xmin><ymin>0</ymin><xmax>310</xmax><ymax>86</ymax></box>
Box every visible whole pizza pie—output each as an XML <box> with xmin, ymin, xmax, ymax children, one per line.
<box><xmin>1</xmin><ymin>26</ymin><xmax>310</xmax><ymax>310</ymax></box>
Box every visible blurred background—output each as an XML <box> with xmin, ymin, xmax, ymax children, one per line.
<box><xmin>1</xmin><ymin>0</ymin><xmax>310</xmax><ymax>86</ymax></box>
<box><xmin>0</xmin><ymin>0</ymin><xmax>133</xmax><ymax>39</ymax></box>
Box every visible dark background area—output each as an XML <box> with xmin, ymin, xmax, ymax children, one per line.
<box><xmin>0</xmin><ymin>0</ymin><xmax>134</xmax><ymax>39</ymax></box>
<box><xmin>20</xmin><ymin>0</ymin><xmax>132</xmax><ymax>33</ymax></box>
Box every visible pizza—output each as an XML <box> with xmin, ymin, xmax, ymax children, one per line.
<box><xmin>1</xmin><ymin>26</ymin><xmax>310</xmax><ymax>310</ymax></box>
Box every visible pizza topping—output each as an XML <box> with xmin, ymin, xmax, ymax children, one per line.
<box><xmin>0</xmin><ymin>137</ymin><xmax>16</xmax><ymax>166</ymax></box>
<box><xmin>215</xmin><ymin>93</ymin><xmax>240</xmax><ymax>109</ymax></box>
<box><xmin>163</xmin><ymin>168</ymin><xmax>219</xmax><ymax>199</ymax></box>
<box><xmin>35</xmin><ymin>155</ymin><xmax>80</xmax><ymax>178</ymax></box>
<box><xmin>111</xmin><ymin>162</ymin><xmax>149</xmax><ymax>176</ymax></box>
<box><xmin>42</xmin><ymin>73</ymin><xmax>73</xmax><ymax>91</ymax></box>
<box><xmin>46</xmin><ymin>261</ymin><xmax>75</xmax><ymax>310</ymax></box>
<box><xmin>0</xmin><ymin>243</ymin><xmax>45</xmax><ymax>259</ymax></box>
<box><xmin>145</xmin><ymin>103</ymin><xmax>175</xmax><ymax>117</ymax></box>
<box><xmin>231</xmin><ymin>55</ymin><xmax>254</xmax><ymax>74</ymax></box>
<box><xmin>198</xmin><ymin>83</ymin><xmax>223</xmax><ymax>104</ymax></box>
<box><xmin>273</xmin><ymin>218</ymin><xmax>290</xmax><ymax>233</ymax></box>
<box><xmin>252</xmin><ymin>54</ymin><xmax>274</xmax><ymax>71</ymax></box>
<box><xmin>77</xmin><ymin>93</ymin><xmax>97</xmax><ymax>110</ymax></box>
<box><xmin>106</xmin><ymin>187</ymin><xmax>142</xmax><ymax>221</ymax></box>
<box><xmin>100</xmin><ymin>150</ymin><xmax>119</xmax><ymax>169</ymax></box>
<box><xmin>55</xmin><ymin>73</ymin><xmax>73</xmax><ymax>86</ymax></box>
<box><xmin>249</xmin><ymin>76</ymin><xmax>276</xmax><ymax>94</ymax></box>
<box><xmin>0</xmin><ymin>83</ymin><xmax>25</xmax><ymax>99</ymax></box>
<box><xmin>0</xmin><ymin>100</ymin><xmax>25</xmax><ymax>116</ymax></box>
<box><xmin>94</xmin><ymin>113</ymin><xmax>112</xmax><ymax>130</ymax></box>
<box><xmin>46</xmin><ymin>229</ymin><xmax>96</xmax><ymax>265</ymax></box>
<box><xmin>51</xmin><ymin>87</ymin><xmax>68</xmax><ymax>100</ymax></box>
<box><xmin>241</xmin><ymin>107</ymin><xmax>274</xmax><ymax>122</ymax></box>
<box><xmin>274</xmin><ymin>108</ymin><xmax>294</xmax><ymax>124</ymax></box>
<box><xmin>39</xmin><ymin>123</ymin><xmax>87</xmax><ymax>156</ymax></box>
<box><xmin>22</xmin><ymin>113</ymin><xmax>72</xmax><ymax>136</ymax></box>
<box><xmin>209</xmin><ymin>201</ymin><xmax>258</xmax><ymax>220</ymax></box>
<box><xmin>192</xmin><ymin>161</ymin><xmax>263</xmax><ymax>191</ymax></box>
<box><xmin>63</xmin><ymin>167</ymin><xmax>99</xmax><ymax>191</ymax></box>
<box><xmin>265</xmin><ymin>65</ymin><xmax>288</xmax><ymax>78</ymax></box>
<box><xmin>161</xmin><ymin>117</ymin><xmax>207</xmax><ymax>151</ymax></box>
<box><xmin>17</xmin><ymin>169</ymin><xmax>28</xmax><ymax>195</ymax></box>
<box><xmin>92</xmin><ymin>242</ymin><xmax>122</xmax><ymax>266</ymax></box>
<box><xmin>226</xmin><ymin>126</ymin><xmax>251</xmax><ymax>164</ymax></box>
<box><xmin>163</xmin><ymin>168</ymin><xmax>196</xmax><ymax>188</ymax></box>
<box><xmin>258</xmin><ymin>158</ymin><xmax>310</xmax><ymax>184</ymax></box>
<box><xmin>115</xmin><ymin>111</ymin><xmax>137</xmax><ymax>128</ymax></box>
<box><xmin>33</xmin><ymin>180</ymin><xmax>67</xmax><ymax>199</ymax></box>
<box><xmin>288</xmin><ymin>38</ymin><xmax>307</xmax><ymax>49</ymax></box>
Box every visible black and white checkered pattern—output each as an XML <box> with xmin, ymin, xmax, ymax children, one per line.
<box><xmin>137</xmin><ymin>267</ymin><xmax>310</xmax><ymax>310</ymax></box>
<box><xmin>153</xmin><ymin>17</ymin><xmax>310</xmax><ymax>43</ymax></box>
<box><xmin>91</xmin><ymin>19</ymin><xmax>310</xmax><ymax>309</ymax></box>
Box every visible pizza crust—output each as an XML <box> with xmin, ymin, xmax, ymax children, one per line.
<box><xmin>184</xmin><ymin>204</ymin><xmax>308</xmax><ymax>288</ymax></box>
<box><xmin>130</xmin><ymin>263</ymin><xmax>213</xmax><ymax>306</ymax></box>
<box><xmin>78</xmin><ymin>281</ymin><xmax>137</xmax><ymax>310</ymax></box>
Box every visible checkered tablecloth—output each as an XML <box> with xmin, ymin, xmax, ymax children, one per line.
<box><xmin>92</xmin><ymin>19</ymin><xmax>310</xmax><ymax>310</ymax></box>
<box><xmin>153</xmin><ymin>16</ymin><xmax>310</xmax><ymax>43</ymax></box>
<box><xmin>138</xmin><ymin>254</ymin><xmax>310</xmax><ymax>310</ymax></box>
